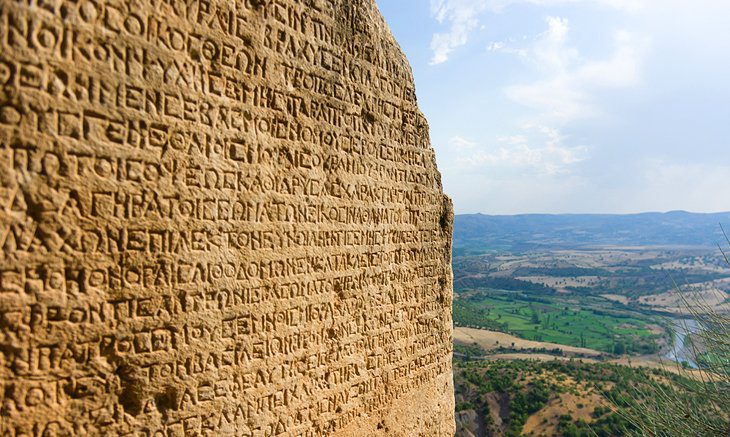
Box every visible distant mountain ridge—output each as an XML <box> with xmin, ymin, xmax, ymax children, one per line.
<box><xmin>454</xmin><ymin>211</ymin><xmax>730</xmax><ymax>251</ymax></box>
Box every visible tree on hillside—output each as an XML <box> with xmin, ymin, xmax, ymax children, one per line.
<box><xmin>531</xmin><ymin>310</ymin><xmax>540</xmax><ymax>324</ymax></box>
<box><xmin>613</xmin><ymin>342</ymin><xmax>626</xmax><ymax>355</ymax></box>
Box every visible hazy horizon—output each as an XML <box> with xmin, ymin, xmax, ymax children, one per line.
<box><xmin>377</xmin><ymin>0</ymin><xmax>730</xmax><ymax>215</ymax></box>
<box><xmin>456</xmin><ymin>209</ymin><xmax>730</xmax><ymax>216</ymax></box>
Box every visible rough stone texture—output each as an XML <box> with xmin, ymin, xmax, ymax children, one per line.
<box><xmin>0</xmin><ymin>0</ymin><xmax>455</xmax><ymax>435</ymax></box>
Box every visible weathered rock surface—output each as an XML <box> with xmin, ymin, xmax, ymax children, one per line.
<box><xmin>0</xmin><ymin>0</ymin><xmax>454</xmax><ymax>435</ymax></box>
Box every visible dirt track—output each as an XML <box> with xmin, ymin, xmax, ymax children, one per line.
<box><xmin>455</xmin><ymin>327</ymin><xmax>706</xmax><ymax>378</ymax></box>
<box><xmin>454</xmin><ymin>327</ymin><xmax>603</xmax><ymax>356</ymax></box>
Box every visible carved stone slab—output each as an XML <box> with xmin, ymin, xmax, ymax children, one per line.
<box><xmin>0</xmin><ymin>0</ymin><xmax>455</xmax><ymax>435</ymax></box>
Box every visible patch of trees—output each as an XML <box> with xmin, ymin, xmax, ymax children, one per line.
<box><xmin>453</xmin><ymin>359</ymin><xmax>715</xmax><ymax>436</ymax></box>
<box><xmin>454</xmin><ymin>276</ymin><xmax>557</xmax><ymax>293</ymax></box>
<box><xmin>513</xmin><ymin>267</ymin><xmax>611</xmax><ymax>277</ymax></box>
<box><xmin>452</xmin><ymin>300</ymin><xmax>509</xmax><ymax>332</ymax></box>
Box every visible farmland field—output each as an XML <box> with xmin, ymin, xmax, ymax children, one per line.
<box><xmin>454</xmin><ymin>290</ymin><xmax>663</xmax><ymax>354</ymax></box>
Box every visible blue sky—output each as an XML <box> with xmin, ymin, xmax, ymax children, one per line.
<box><xmin>376</xmin><ymin>0</ymin><xmax>730</xmax><ymax>214</ymax></box>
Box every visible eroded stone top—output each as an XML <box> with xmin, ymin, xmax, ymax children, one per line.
<box><xmin>0</xmin><ymin>0</ymin><xmax>455</xmax><ymax>435</ymax></box>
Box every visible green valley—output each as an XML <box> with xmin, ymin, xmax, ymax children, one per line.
<box><xmin>454</xmin><ymin>290</ymin><xmax>663</xmax><ymax>354</ymax></box>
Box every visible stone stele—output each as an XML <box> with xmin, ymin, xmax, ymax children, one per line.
<box><xmin>0</xmin><ymin>0</ymin><xmax>455</xmax><ymax>435</ymax></box>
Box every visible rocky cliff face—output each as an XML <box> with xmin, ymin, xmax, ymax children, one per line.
<box><xmin>0</xmin><ymin>0</ymin><xmax>455</xmax><ymax>434</ymax></box>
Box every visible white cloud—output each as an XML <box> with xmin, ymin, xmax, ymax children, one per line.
<box><xmin>487</xmin><ymin>39</ymin><xmax>527</xmax><ymax>57</ymax></box>
<box><xmin>487</xmin><ymin>41</ymin><xmax>506</xmax><ymax>51</ymax></box>
<box><xmin>429</xmin><ymin>0</ymin><xmax>488</xmax><ymax>64</ymax></box>
<box><xmin>456</xmin><ymin>125</ymin><xmax>588</xmax><ymax>175</ymax></box>
<box><xmin>490</xmin><ymin>0</ymin><xmax>640</xmax><ymax>12</ymax></box>
<box><xmin>449</xmin><ymin>135</ymin><xmax>478</xmax><ymax>149</ymax></box>
<box><xmin>531</xmin><ymin>16</ymin><xmax>577</xmax><ymax>71</ymax></box>
<box><xmin>504</xmin><ymin>18</ymin><xmax>647</xmax><ymax>122</ymax></box>
<box><xmin>429</xmin><ymin>0</ymin><xmax>640</xmax><ymax>63</ymax></box>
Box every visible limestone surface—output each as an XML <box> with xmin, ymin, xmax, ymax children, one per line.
<box><xmin>0</xmin><ymin>0</ymin><xmax>455</xmax><ymax>435</ymax></box>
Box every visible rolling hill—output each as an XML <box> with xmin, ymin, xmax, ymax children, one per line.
<box><xmin>454</xmin><ymin>211</ymin><xmax>730</xmax><ymax>252</ymax></box>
